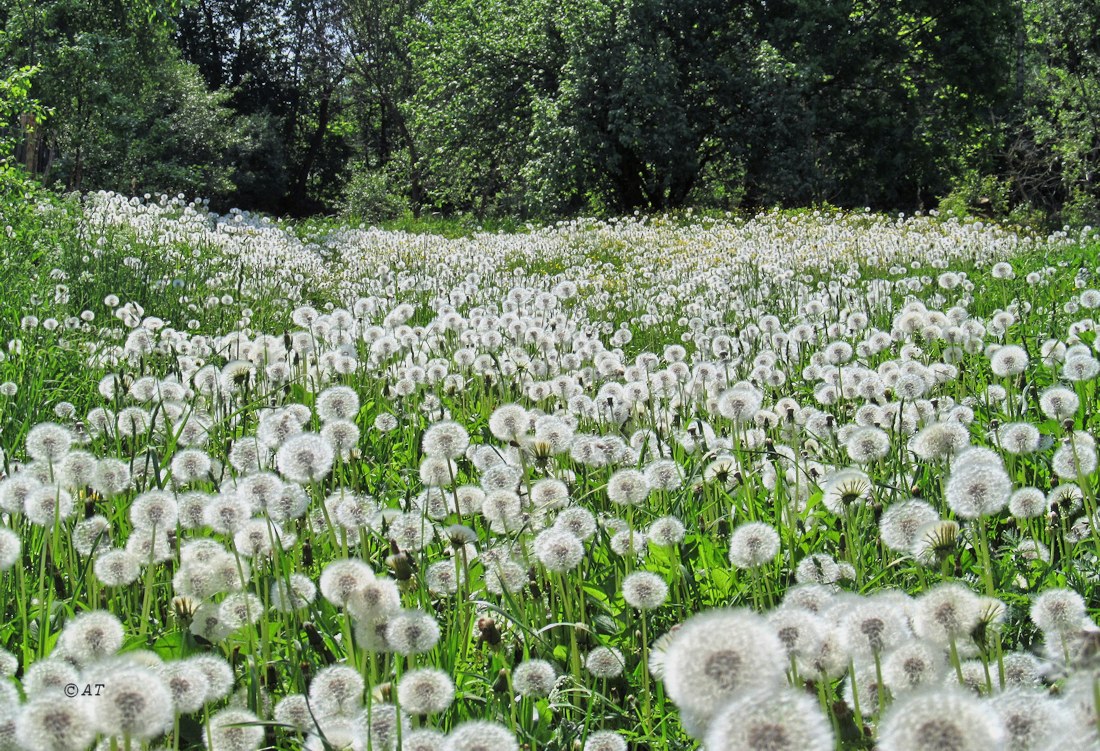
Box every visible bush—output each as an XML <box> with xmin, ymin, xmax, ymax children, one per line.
<box><xmin>340</xmin><ymin>165</ymin><xmax>409</xmax><ymax>222</ymax></box>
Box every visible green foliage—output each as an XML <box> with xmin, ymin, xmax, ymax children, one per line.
<box><xmin>2</xmin><ymin>0</ymin><xmax>1100</xmax><ymax>224</ymax></box>
<box><xmin>340</xmin><ymin>162</ymin><xmax>410</xmax><ymax>222</ymax></box>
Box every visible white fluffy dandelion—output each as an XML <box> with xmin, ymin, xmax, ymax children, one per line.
<box><xmin>728</xmin><ymin>522</ymin><xmax>781</xmax><ymax>569</ymax></box>
<box><xmin>276</xmin><ymin>432</ymin><xmax>335</xmax><ymax>483</ymax></box>
<box><xmin>662</xmin><ymin>609</ymin><xmax>785</xmax><ymax>732</ymax></box>
<box><xmin>877</xmin><ymin>686</ymin><xmax>1004</xmax><ymax>750</ymax></box>
<box><xmin>703</xmin><ymin>686</ymin><xmax>834</xmax><ymax>750</ymax></box>
<box><xmin>397</xmin><ymin>668</ymin><xmax>455</xmax><ymax>715</ymax></box>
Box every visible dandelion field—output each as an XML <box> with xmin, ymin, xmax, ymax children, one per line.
<box><xmin>2</xmin><ymin>190</ymin><xmax>1100</xmax><ymax>751</ymax></box>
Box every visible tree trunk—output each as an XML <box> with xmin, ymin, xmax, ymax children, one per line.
<box><xmin>289</xmin><ymin>90</ymin><xmax>334</xmax><ymax>211</ymax></box>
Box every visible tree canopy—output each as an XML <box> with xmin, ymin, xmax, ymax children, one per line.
<box><xmin>0</xmin><ymin>0</ymin><xmax>1097</xmax><ymax>224</ymax></box>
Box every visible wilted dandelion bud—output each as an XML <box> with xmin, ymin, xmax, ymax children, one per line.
<box><xmin>911</xmin><ymin>519</ymin><xmax>960</xmax><ymax>565</ymax></box>
<box><xmin>387</xmin><ymin>550</ymin><xmax>417</xmax><ymax>581</ymax></box>
<box><xmin>477</xmin><ymin>617</ymin><xmax>501</xmax><ymax>647</ymax></box>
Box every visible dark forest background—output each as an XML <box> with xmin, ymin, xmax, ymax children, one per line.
<box><xmin>2</xmin><ymin>0</ymin><xmax>1099</xmax><ymax>225</ymax></box>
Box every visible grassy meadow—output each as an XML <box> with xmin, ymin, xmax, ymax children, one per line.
<box><xmin>1</xmin><ymin>186</ymin><xmax>1099</xmax><ymax>750</ymax></box>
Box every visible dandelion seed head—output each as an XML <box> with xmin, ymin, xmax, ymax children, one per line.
<box><xmin>423</xmin><ymin>420</ymin><xmax>470</xmax><ymax>459</ymax></box>
<box><xmin>997</xmin><ymin>422</ymin><xmax>1041</xmax><ymax>455</ymax></box>
<box><xmin>57</xmin><ymin>610</ymin><xmax>124</xmax><ymax>666</ymax></box>
<box><xmin>532</xmin><ymin>527</ymin><xmax>584</xmax><ymax>572</ymax></box>
<box><xmin>276</xmin><ymin>432</ymin><xmax>335</xmax><ymax>483</ymax></box>
<box><xmin>512</xmin><ymin>660</ymin><xmax>557</xmax><ymax>698</ymax></box>
<box><xmin>1031</xmin><ymin>588</ymin><xmax>1087</xmax><ymax>634</ymax></box>
<box><xmin>728</xmin><ymin>522</ymin><xmax>780</xmax><ymax>569</ymax></box>
<box><xmin>203</xmin><ymin>708</ymin><xmax>264</xmax><ymax>751</ymax></box>
<box><xmin>316</xmin><ymin>385</ymin><xmax>360</xmax><ymax>422</ymax></box>
<box><xmin>945</xmin><ymin>458</ymin><xmax>1011</xmax><ymax>519</ymax></box>
<box><xmin>130</xmin><ymin>490</ymin><xmax>178</xmax><ymax>530</ymax></box>
<box><xmin>554</xmin><ymin>506</ymin><xmax>598</xmax><ymax>540</ymax></box>
<box><xmin>820</xmin><ymin>469</ymin><xmax>873</xmax><ymax>515</ymax></box>
<box><xmin>23</xmin><ymin>658</ymin><xmax>79</xmax><ymax>697</ymax></box>
<box><xmin>320</xmin><ymin>559</ymin><xmax>375</xmax><ymax>607</ymax></box>
<box><xmin>703</xmin><ymin>686</ymin><xmax>834</xmax><ymax>750</ymax></box>
<box><xmin>25</xmin><ymin>422</ymin><xmax>73</xmax><ymax>463</ymax></box>
<box><xmin>910</xmin><ymin>421</ymin><xmax>971</xmax><ymax>461</ymax></box>
<box><xmin>586</xmin><ymin>646</ymin><xmax>626</xmax><ymax>679</ymax></box>
<box><xmin>92</xmin><ymin>549</ymin><xmax>142</xmax><ymax>587</ymax></box>
<box><xmin>843</xmin><ymin>596</ymin><xmax>911</xmax><ymax>657</ymax></box>
<box><xmin>662</xmin><ymin>609</ymin><xmax>785</xmax><ymax>729</ymax></box>
<box><xmin>488</xmin><ymin>404</ymin><xmax>530</xmax><ymax>442</ymax></box>
<box><xmin>1039</xmin><ymin>386</ymin><xmax>1079</xmax><ymax>419</ymax></box>
<box><xmin>882</xmin><ymin>640</ymin><xmax>945</xmax><ymax>694</ymax></box>
<box><xmin>878</xmin><ymin>686</ymin><xmax>1004</xmax><ymax>751</ymax></box>
<box><xmin>795</xmin><ymin>554</ymin><xmax>842</xmax><ymax>585</ymax></box>
<box><xmin>397</xmin><ymin>668</ymin><xmax>455</xmax><ymax>715</ymax></box>
<box><xmin>15</xmin><ymin>695</ymin><xmax>96</xmax><ymax>751</ymax></box>
<box><xmin>913</xmin><ymin>583</ymin><xmax>982</xmax><ymax>645</ymax></box>
<box><xmin>1008</xmin><ymin>486</ymin><xmax>1047</xmax><ymax>519</ymax></box>
<box><xmin>484</xmin><ymin>559</ymin><xmax>527</xmax><ymax>595</ymax></box>
<box><xmin>443</xmin><ymin>720</ymin><xmax>518</xmax><ymax>751</ymax></box>
<box><xmin>92</xmin><ymin>458</ymin><xmax>131</xmax><ymax>497</ymax></box>
<box><xmin>159</xmin><ymin>661</ymin><xmax>211</xmax><ymax>715</ymax></box>
<box><xmin>990</xmin><ymin>345</ymin><xmax>1029</xmax><ymax>377</ymax></box>
<box><xmin>271</xmin><ymin>573</ymin><xmax>317</xmax><ymax>613</ymax></box>
<box><xmin>23</xmin><ymin>484</ymin><xmax>75</xmax><ymax>527</ymax></box>
<box><xmin>880</xmin><ymin>499</ymin><xmax>939</xmax><ymax>552</ymax></box>
<box><xmin>309</xmin><ymin>665</ymin><xmax>365</xmax><ymax>717</ymax></box>
<box><xmin>583</xmin><ymin>730</ymin><xmax>628</xmax><ymax>751</ymax></box>
<box><xmin>89</xmin><ymin>665</ymin><xmax>174</xmax><ymax>740</ymax></box>
<box><xmin>404</xmin><ymin>728</ymin><xmax>447</xmax><ymax>751</ymax></box>
<box><xmin>57</xmin><ymin>450</ymin><xmax>98</xmax><ymax>490</ymax></box>
<box><xmin>386</xmin><ymin>610</ymin><xmax>441</xmax><ymax>655</ymax></box>
<box><xmin>273</xmin><ymin>694</ymin><xmax>314</xmax><ymax>732</ymax></box>
<box><xmin>622</xmin><ymin>570</ymin><xmax>669</xmax><ymax>610</ymax></box>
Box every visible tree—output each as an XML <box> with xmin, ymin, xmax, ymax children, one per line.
<box><xmin>0</xmin><ymin>0</ymin><xmax>239</xmax><ymax>198</ymax></box>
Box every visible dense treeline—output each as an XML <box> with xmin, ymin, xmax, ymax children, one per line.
<box><xmin>1</xmin><ymin>0</ymin><xmax>1098</xmax><ymax>224</ymax></box>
